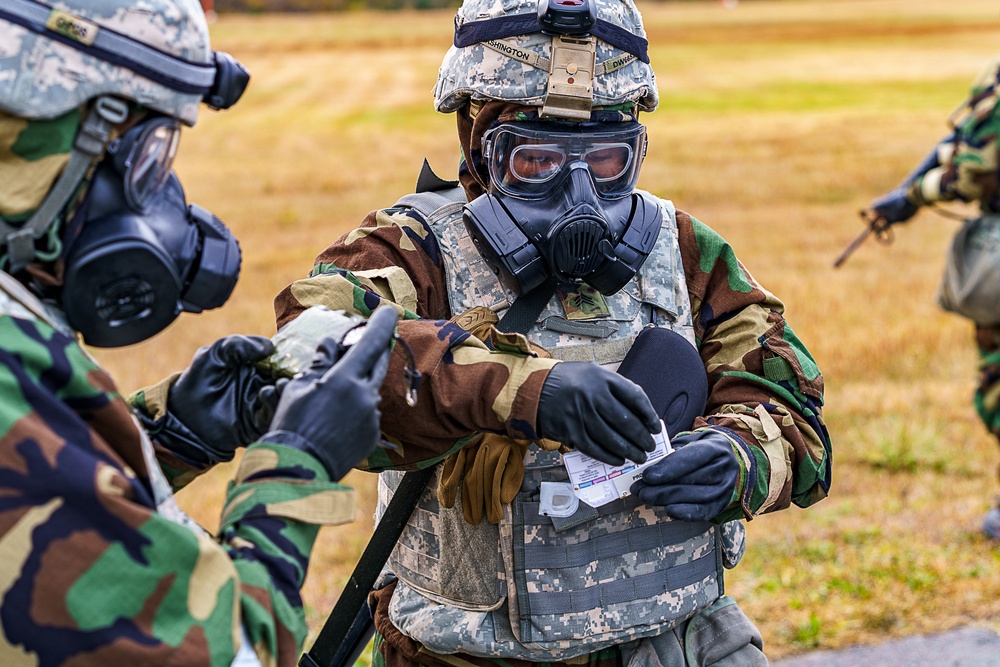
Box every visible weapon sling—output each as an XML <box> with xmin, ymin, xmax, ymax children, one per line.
<box><xmin>300</xmin><ymin>277</ymin><xmax>558</xmax><ymax>667</ymax></box>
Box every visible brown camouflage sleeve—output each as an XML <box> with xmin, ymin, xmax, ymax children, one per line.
<box><xmin>273</xmin><ymin>207</ymin><xmax>557</xmax><ymax>470</ymax></box>
<box><xmin>677</xmin><ymin>211</ymin><xmax>832</xmax><ymax>520</ymax></box>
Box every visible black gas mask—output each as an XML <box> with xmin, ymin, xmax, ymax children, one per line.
<box><xmin>463</xmin><ymin>121</ymin><xmax>662</xmax><ymax>296</ymax></box>
<box><xmin>60</xmin><ymin>117</ymin><xmax>241</xmax><ymax>348</ymax></box>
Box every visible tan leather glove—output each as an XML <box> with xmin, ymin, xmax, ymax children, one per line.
<box><xmin>437</xmin><ymin>307</ymin><xmax>559</xmax><ymax>524</ymax></box>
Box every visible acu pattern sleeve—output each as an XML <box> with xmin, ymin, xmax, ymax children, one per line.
<box><xmin>0</xmin><ymin>313</ymin><xmax>354</xmax><ymax>667</ymax></box>
<box><xmin>677</xmin><ymin>212</ymin><xmax>832</xmax><ymax>522</ymax></box>
<box><xmin>273</xmin><ymin>206</ymin><xmax>557</xmax><ymax>472</ymax></box>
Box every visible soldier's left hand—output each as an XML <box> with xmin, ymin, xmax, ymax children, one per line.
<box><xmin>168</xmin><ymin>335</ymin><xmax>280</xmax><ymax>462</ymax></box>
<box><xmin>870</xmin><ymin>187</ymin><xmax>918</xmax><ymax>225</ymax></box>
<box><xmin>631</xmin><ymin>429</ymin><xmax>739</xmax><ymax>522</ymax></box>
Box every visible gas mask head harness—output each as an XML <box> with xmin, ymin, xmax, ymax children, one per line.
<box><xmin>464</xmin><ymin>118</ymin><xmax>662</xmax><ymax>297</ymax></box>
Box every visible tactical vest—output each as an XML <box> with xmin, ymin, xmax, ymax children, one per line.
<box><xmin>376</xmin><ymin>182</ymin><xmax>746</xmax><ymax>661</ymax></box>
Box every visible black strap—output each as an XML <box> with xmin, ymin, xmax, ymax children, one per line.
<box><xmin>489</xmin><ymin>277</ymin><xmax>559</xmax><ymax>346</ymax></box>
<box><xmin>300</xmin><ymin>280</ymin><xmax>558</xmax><ymax>667</ymax></box>
<box><xmin>453</xmin><ymin>13</ymin><xmax>650</xmax><ymax>64</ymax></box>
<box><xmin>299</xmin><ymin>466</ymin><xmax>436</xmax><ymax>667</ymax></box>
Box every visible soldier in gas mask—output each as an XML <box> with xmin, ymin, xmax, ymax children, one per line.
<box><xmin>862</xmin><ymin>53</ymin><xmax>1000</xmax><ymax>542</ymax></box>
<box><xmin>0</xmin><ymin>1</ymin><xmax>398</xmax><ymax>664</ymax></box>
<box><xmin>275</xmin><ymin>0</ymin><xmax>832</xmax><ymax>665</ymax></box>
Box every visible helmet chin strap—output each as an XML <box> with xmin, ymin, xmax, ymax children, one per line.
<box><xmin>1</xmin><ymin>95</ymin><xmax>128</xmax><ymax>273</ymax></box>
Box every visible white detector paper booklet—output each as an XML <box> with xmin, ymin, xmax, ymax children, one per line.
<box><xmin>561</xmin><ymin>420</ymin><xmax>673</xmax><ymax>508</ymax></box>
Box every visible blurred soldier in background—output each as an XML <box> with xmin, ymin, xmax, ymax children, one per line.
<box><xmin>276</xmin><ymin>0</ymin><xmax>831</xmax><ymax>665</ymax></box>
<box><xmin>0</xmin><ymin>0</ymin><xmax>397</xmax><ymax>664</ymax></box>
<box><xmin>863</xmin><ymin>54</ymin><xmax>1000</xmax><ymax>541</ymax></box>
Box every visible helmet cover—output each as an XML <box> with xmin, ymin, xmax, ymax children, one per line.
<box><xmin>434</xmin><ymin>0</ymin><xmax>658</xmax><ymax>115</ymax></box>
<box><xmin>0</xmin><ymin>0</ymin><xmax>211</xmax><ymax>125</ymax></box>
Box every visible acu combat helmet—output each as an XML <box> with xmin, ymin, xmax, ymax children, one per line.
<box><xmin>447</xmin><ymin>1</ymin><xmax>666</xmax><ymax>297</ymax></box>
<box><xmin>0</xmin><ymin>0</ymin><xmax>248</xmax><ymax>271</ymax></box>
<box><xmin>434</xmin><ymin>0</ymin><xmax>659</xmax><ymax>120</ymax></box>
<box><xmin>0</xmin><ymin>0</ymin><xmax>241</xmax><ymax>125</ymax></box>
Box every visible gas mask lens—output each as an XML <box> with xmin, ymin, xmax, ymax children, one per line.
<box><xmin>109</xmin><ymin>117</ymin><xmax>181</xmax><ymax>212</ymax></box>
<box><xmin>485</xmin><ymin>122</ymin><xmax>646</xmax><ymax>199</ymax></box>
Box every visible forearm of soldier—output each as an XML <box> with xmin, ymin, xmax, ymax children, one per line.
<box><xmin>695</xmin><ymin>389</ymin><xmax>830</xmax><ymax>521</ymax></box>
<box><xmin>695</xmin><ymin>301</ymin><xmax>830</xmax><ymax>518</ymax></box>
<box><xmin>274</xmin><ymin>208</ymin><xmax>450</xmax><ymax>330</ymax></box>
<box><xmin>908</xmin><ymin>166</ymin><xmax>950</xmax><ymax>207</ymax></box>
<box><xmin>219</xmin><ymin>441</ymin><xmax>358</xmax><ymax>660</ymax></box>
<box><xmin>361</xmin><ymin>319</ymin><xmax>559</xmax><ymax>471</ymax></box>
<box><xmin>127</xmin><ymin>378</ymin><xmax>214</xmax><ymax>490</ymax></box>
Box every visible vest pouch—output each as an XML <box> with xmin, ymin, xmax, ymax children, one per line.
<box><xmin>378</xmin><ymin>467</ymin><xmax>504</xmax><ymax>611</ymax></box>
<box><xmin>503</xmin><ymin>448</ymin><xmax>724</xmax><ymax>652</ymax></box>
<box><xmin>937</xmin><ymin>214</ymin><xmax>1000</xmax><ymax>326</ymax></box>
<box><xmin>720</xmin><ymin>520</ymin><xmax>746</xmax><ymax>569</ymax></box>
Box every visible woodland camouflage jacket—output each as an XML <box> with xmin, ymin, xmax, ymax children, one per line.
<box><xmin>274</xmin><ymin>203</ymin><xmax>833</xmax><ymax>522</ymax></box>
<box><xmin>0</xmin><ymin>284</ymin><xmax>356</xmax><ymax>666</ymax></box>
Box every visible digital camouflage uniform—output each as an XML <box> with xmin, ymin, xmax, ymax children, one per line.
<box><xmin>273</xmin><ymin>176</ymin><xmax>832</xmax><ymax>667</ymax></box>
<box><xmin>902</xmin><ymin>55</ymin><xmax>1000</xmax><ymax>459</ymax></box>
<box><xmin>274</xmin><ymin>1</ymin><xmax>830</xmax><ymax>663</ymax></box>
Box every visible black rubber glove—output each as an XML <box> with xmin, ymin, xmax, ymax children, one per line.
<box><xmin>263</xmin><ymin>306</ymin><xmax>397</xmax><ymax>481</ymax></box>
<box><xmin>631</xmin><ymin>430</ymin><xmax>740</xmax><ymax>522</ymax></box>
<box><xmin>165</xmin><ymin>335</ymin><xmax>279</xmax><ymax>463</ymax></box>
<box><xmin>537</xmin><ymin>361</ymin><xmax>660</xmax><ymax>466</ymax></box>
<box><xmin>871</xmin><ymin>187</ymin><xmax>919</xmax><ymax>225</ymax></box>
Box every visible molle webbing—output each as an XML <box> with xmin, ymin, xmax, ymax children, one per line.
<box><xmin>544</xmin><ymin>332</ymin><xmax>636</xmax><ymax>363</ymax></box>
<box><xmin>519</xmin><ymin>552</ymin><xmax>718</xmax><ymax>615</ymax></box>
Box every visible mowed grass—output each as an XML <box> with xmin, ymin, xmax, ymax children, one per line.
<box><xmin>89</xmin><ymin>0</ymin><xmax>1000</xmax><ymax>660</ymax></box>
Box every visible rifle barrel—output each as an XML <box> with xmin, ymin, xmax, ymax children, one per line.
<box><xmin>833</xmin><ymin>225</ymin><xmax>874</xmax><ymax>269</ymax></box>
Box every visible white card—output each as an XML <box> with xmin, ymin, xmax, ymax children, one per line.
<box><xmin>561</xmin><ymin>420</ymin><xmax>673</xmax><ymax>507</ymax></box>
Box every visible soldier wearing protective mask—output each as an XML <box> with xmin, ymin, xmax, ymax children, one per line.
<box><xmin>0</xmin><ymin>1</ymin><xmax>398</xmax><ymax>664</ymax></box>
<box><xmin>275</xmin><ymin>0</ymin><xmax>832</xmax><ymax>665</ymax></box>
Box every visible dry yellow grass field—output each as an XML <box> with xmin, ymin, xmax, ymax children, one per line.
<box><xmin>91</xmin><ymin>0</ymin><xmax>1000</xmax><ymax>660</ymax></box>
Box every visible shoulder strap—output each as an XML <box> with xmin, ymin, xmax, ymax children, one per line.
<box><xmin>301</xmin><ymin>276</ymin><xmax>557</xmax><ymax>667</ymax></box>
<box><xmin>392</xmin><ymin>159</ymin><xmax>466</xmax><ymax>219</ymax></box>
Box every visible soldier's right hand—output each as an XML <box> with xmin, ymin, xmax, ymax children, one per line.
<box><xmin>261</xmin><ymin>306</ymin><xmax>398</xmax><ymax>481</ymax></box>
<box><xmin>870</xmin><ymin>187</ymin><xmax>918</xmax><ymax>225</ymax></box>
<box><xmin>536</xmin><ymin>361</ymin><xmax>660</xmax><ymax>466</ymax></box>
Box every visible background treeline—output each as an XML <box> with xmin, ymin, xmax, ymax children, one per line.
<box><xmin>216</xmin><ymin>0</ymin><xmax>458</xmax><ymax>10</ymax></box>
<box><xmin>215</xmin><ymin>0</ymin><xmax>688</xmax><ymax>11</ymax></box>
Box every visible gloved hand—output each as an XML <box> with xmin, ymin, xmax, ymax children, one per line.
<box><xmin>264</xmin><ymin>306</ymin><xmax>398</xmax><ymax>481</ymax></box>
<box><xmin>537</xmin><ymin>361</ymin><xmax>660</xmax><ymax>466</ymax></box>
<box><xmin>631</xmin><ymin>430</ymin><xmax>740</xmax><ymax>522</ymax></box>
<box><xmin>870</xmin><ymin>187</ymin><xmax>919</xmax><ymax>225</ymax></box>
<box><xmin>167</xmin><ymin>335</ymin><xmax>281</xmax><ymax>463</ymax></box>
